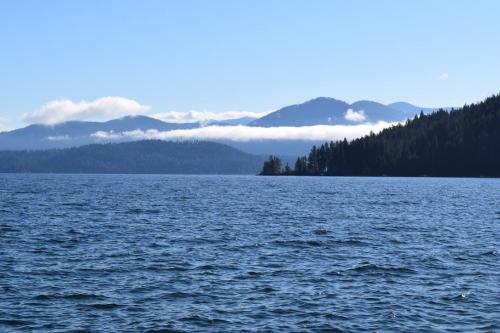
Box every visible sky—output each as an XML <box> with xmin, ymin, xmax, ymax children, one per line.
<box><xmin>1</xmin><ymin>0</ymin><xmax>500</xmax><ymax>130</ymax></box>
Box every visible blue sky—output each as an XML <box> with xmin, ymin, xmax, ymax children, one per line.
<box><xmin>1</xmin><ymin>0</ymin><xmax>500</xmax><ymax>129</ymax></box>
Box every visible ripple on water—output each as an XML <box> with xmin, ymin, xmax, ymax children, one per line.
<box><xmin>0</xmin><ymin>174</ymin><xmax>499</xmax><ymax>332</ymax></box>
<box><xmin>482</xmin><ymin>249</ymin><xmax>497</xmax><ymax>256</ymax></box>
<box><xmin>33</xmin><ymin>293</ymin><xmax>107</xmax><ymax>301</ymax></box>
<box><xmin>345</xmin><ymin>263</ymin><xmax>416</xmax><ymax>276</ymax></box>
<box><xmin>84</xmin><ymin>303</ymin><xmax>122</xmax><ymax>310</ymax></box>
<box><xmin>145</xmin><ymin>328</ymin><xmax>186</xmax><ymax>333</ymax></box>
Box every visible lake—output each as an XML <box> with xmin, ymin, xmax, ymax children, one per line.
<box><xmin>0</xmin><ymin>174</ymin><xmax>499</xmax><ymax>332</ymax></box>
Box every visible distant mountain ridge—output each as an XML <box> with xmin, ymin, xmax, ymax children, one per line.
<box><xmin>0</xmin><ymin>116</ymin><xmax>198</xmax><ymax>150</ymax></box>
<box><xmin>0</xmin><ymin>98</ymin><xmax>452</xmax><ymax>155</ymax></box>
<box><xmin>387</xmin><ymin>102</ymin><xmax>442</xmax><ymax>115</ymax></box>
<box><xmin>250</xmin><ymin>97</ymin><xmax>449</xmax><ymax>127</ymax></box>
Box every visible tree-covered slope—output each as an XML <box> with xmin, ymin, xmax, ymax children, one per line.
<box><xmin>0</xmin><ymin>140</ymin><xmax>265</xmax><ymax>174</ymax></box>
<box><xmin>262</xmin><ymin>94</ymin><xmax>500</xmax><ymax>177</ymax></box>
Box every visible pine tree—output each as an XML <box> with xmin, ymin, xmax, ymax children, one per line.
<box><xmin>284</xmin><ymin>163</ymin><xmax>292</xmax><ymax>175</ymax></box>
<box><xmin>260</xmin><ymin>155</ymin><xmax>282</xmax><ymax>175</ymax></box>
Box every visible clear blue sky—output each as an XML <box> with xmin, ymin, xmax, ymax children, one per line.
<box><xmin>1</xmin><ymin>0</ymin><xmax>500</xmax><ymax>129</ymax></box>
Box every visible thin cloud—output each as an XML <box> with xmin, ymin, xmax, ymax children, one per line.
<box><xmin>0</xmin><ymin>117</ymin><xmax>9</xmax><ymax>132</ymax></box>
<box><xmin>344</xmin><ymin>109</ymin><xmax>366</xmax><ymax>122</ymax></box>
<box><xmin>92</xmin><ymin>122</ymin><xmax>396</xmax><ymax>142</ymax></box>
<box><xmin>151</xmin><ymin>110</ymin><xmax>273</xmax><ymax>124</ymax></box>
<box><xmin>46</xmin><ymin>135</ymin><xmax>70</xmax><ymax>141</ymax></box>
<box><xmin>439</xmin><ymin>73</ymin><xmax>449</xmax><ymax>80</ymax></box>
<box><xmin>22</xmin><ymin>97</ymin><xmax>150</xmax><ymax>125</ymax></box>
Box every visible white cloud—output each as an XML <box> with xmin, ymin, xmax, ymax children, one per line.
<box><xmin>22</xmin><ymin>97</ymin><xmax>150</xmax><ymax>125</ymax></box>
<box><xmin>344</xmin><ymin>109</ymin><xmax>366</xmax><ymax>122</ymax></box>
<box><xmin>46</xmin><ymin>135</ymin><xmax>70</xmax><ymax>141</ymax></box>
<box><xmin>91</xmin><ymin>122</ymin><xmax>396</xmax><ymax>142</ymax></box>
<box><xmin>439</xmin><ymin>73</ymin><xmax>449</xmax><ymax>80</ymax></box>
<box><xmin>151</xmin><ymin>110</ymin><xmax>272</xmax><ymax>124</ymax></box>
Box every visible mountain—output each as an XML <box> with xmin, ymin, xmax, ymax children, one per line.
<box><xmin>249</xmin><ymin>97</ymin><xmax>444</xmax><ymax>127</ymax></box>
<box><xmin>0</xmin><ymin>115</ymin><xmax>319</xmax><ymax>156</ymax></box>
<box><xmin>0</xmin><ymin>140</ymin><xmax>265</xmax><ymax>174</ymax></box>
<box><xmin>0</xmin><ymin>99</ymin><xmax>451</xmax><ymax>156</ymax></box>
<box><xmin>350</xmin><ymin>100</ymin><xmax>407</xmax><ymax>121</ymax></box>
<box><xmin>387</xmin><ymin>102</ymin><xmax>450</xmax><ymax>116</ymax></box>
<box><xmin>0</xmin><ymin>116</ymin><xmax>198</xmax><ymax>150</ymax></box>
<box><xmin>263</xmin><ymin>94</ymin><xmax>500</xmax><ymax>177</ymax></box>
<box><xmin>207</xmin><ymin>117</ymin><xmax>257</xmax><ymax>126</ymax></box>
<box><xmin>250</xmin><ymin>97</ymin><xmax>351</xmax><ymax>126</ymax></box>
<box><xmin>100</xmin><ymin>115</ymin><xmax>195</xmax><ymax>131</ymax></box>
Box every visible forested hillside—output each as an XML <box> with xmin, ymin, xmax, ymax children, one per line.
<box><xmin>0</xmin><ymin>140</ymin><xmax>265</xmax><ymax>174</ymax></box>
<box><xmin>261</xmin><ymin>94</ymin><xmax>500</xmax><ymax>177</ymax></box>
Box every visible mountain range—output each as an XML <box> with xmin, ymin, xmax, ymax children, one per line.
<box><xmin>249</xmin><ymin>97</ymin><xmax>449</xmax><ymax>127</ymax></box>
<box><xmin>0</xmin><ymin>116</ymin><xmax>198</xmax><ymax>150</ymax></box>
<box><xmin>0</xmin><ymin>97</ymin><xmax>451</xmax><ymax>155</ymax></box>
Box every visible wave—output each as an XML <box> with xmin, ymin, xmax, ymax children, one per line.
<box><xmin>346</xmin><ymin>263</ymin><xmax>415</xmax><ymax>275</ymax></box>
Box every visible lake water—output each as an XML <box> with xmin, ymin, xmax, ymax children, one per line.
<box><xmin>0</xmin><ymin>174</ymin><xmax>499</xmax><ymax>332</ymax></box>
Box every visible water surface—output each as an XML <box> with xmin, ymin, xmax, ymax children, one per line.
<box><xmin>0</xmin><ymin>175</ymin><xmax>499</xmax><ymax>332</ymax></box>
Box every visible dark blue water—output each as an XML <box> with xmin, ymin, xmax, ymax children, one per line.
<box><xmin>1</xmin><ymin>175</ymin><xmax>499</xmax><ymax>332</ymax></box>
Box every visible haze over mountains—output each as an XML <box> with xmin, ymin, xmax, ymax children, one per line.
<box><xmin>0</xmin><ymin>97</ymin><xmax>450</xmax><ymax>155</ymax></box>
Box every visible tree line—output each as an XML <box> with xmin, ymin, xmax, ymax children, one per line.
<box><xmin>261</xmin><ymin>94</ymin><xmax>500</xmax><ymax>177</ymax></box>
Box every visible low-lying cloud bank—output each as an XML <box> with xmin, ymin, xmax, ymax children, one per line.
<box><xmin>151</xmin><ymin>110</ymin><xmax>272</xmax><ymax>123</ymax></box>
<box><xmin>92</xmin><ymin>122</ymin><xmax>396</xmax><ymax>142</ymax></box>
<box><xmin>23</xmin><ymin>97</ymin><xmax>150</xmax><ymax>125</ymax></box>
